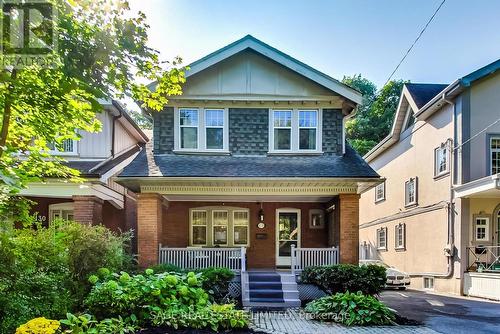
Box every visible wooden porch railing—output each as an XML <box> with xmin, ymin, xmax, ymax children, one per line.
<box><xmin>291</xmin><ymin>245</ymin><xmax>339</xmax><ymax>274</ymax></box>
<box><xmin>158</xmin><ymin>245</ymin><xmax>246</xmax><ymax>272</ymax></box>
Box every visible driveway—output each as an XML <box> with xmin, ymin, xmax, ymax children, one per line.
<box><xmin>380</xmin><ymin>290</ymin><xmax>500</xmax><ymax>334</ymax></box>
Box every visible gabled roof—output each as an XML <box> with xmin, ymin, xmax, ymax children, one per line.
<box><xmin>151</xmin><ymin>35</ymin><xmax>362</xmax><ymax>105</ymax></box>
<box><xmin>405</xmin><ymin>83</ymin><xmax>448</xmax><ymax>109</ymax></box>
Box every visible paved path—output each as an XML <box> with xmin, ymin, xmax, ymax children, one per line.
<box><xmin>249</xmin><ymin>309</ymin><xmax>437</xmax><ymax>334</ymax></box>
<box><xmin>380</xmin><ymin>290</ymin><xmax>500</xmax><ymax>334</ymax></box>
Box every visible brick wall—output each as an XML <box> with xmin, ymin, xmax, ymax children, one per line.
<box><xmin>322</xmin><ymin>109</ymin><xmax>344</xmax><ymax>155</ymax></box>
<box><xmin>137</xmin><ymin>193</ymin><xmax>166</xmax><ymax>267</ymax></box>
<box><xmin>229</xmin><ymin>108</ymin><xmax>269</xmax><ymax>155</ymax></box>
<box><xmin>339</xmin><ymin>194</ymin><xmax>360</xmax><ymax>264</ymax></box>
<box><xmin>72</xmin><ymin>195</ymin><xmax>103</xmax><ymax>225</ymax></box>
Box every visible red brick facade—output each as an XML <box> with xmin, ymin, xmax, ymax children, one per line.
<box><xmin>137</xmin><ymin>193</ymin><xmax>167</xmax><ymax>268</ymax></box>
<box><xmin>72</xmin><ymin>195</ymin><xmax>104</xmax><ymax>225</ymax></box>
<box><xmin>339</xmin><ymin>194</ymin><xmax>360</xmax><ymax>264</ymax></box>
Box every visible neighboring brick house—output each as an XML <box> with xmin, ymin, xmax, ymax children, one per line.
<box><xmin>20</xmin><ymin>100</ymin><xmax>149</xmax><ymax>238</ymax></box>
<box><xmin>117</xmin><ymin>35</ymin><xmax>381</xmax><ymax>270</ymax></box>
<box><xmin>359</xmin><ymin>59</ymin><xmax>500</xmax><ymax>300</ymax></box>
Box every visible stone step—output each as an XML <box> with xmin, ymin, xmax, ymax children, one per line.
<box><xmin>248</xmin><ymin>274</ymin><xmax>281</xmax><ymax>282</ymax></box>
<box><xmin>249</xmin><ymin>289</ymin><xmax>284</xmax><ymax>299</ymax></box>
<box><xmin>243</xmin><ymin>299</ymin><xmax>302</xmax><ymax>308</ymax></box>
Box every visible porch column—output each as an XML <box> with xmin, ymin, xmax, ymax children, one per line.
<box><xmin>339</xmin><ymin>194</ymin><xmax>360</xmax><ymax>264</ymax></box>
<box><xmin>72</xmin><ymin>195</ymin><xmax>103</xmax><ymax>225</ymax></box>
<box><xmin>137</xmin><ymin>193</ymin><xmax>166</xmax><ymax>268</ymax></box>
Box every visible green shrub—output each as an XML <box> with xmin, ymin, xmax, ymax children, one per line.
<box><xmin>60</xmin><ymin>313</ymin><xmax>138</xmax><ymax>334</ymax></box>
<box><xmin>85</xmin><ymin>270</ymin><xmax>209</xmax><ymax>322</ymax></box>
<box><xmin>301</xmin><ymin>264</ymin><xmax>386</xmax><ymax>295</ymax></box>
<box><xmin>305</xmin><ymin>291</ymin><xmax>396</xmax><ymax>326</ymax></box>
<box><xmin>151</xmin><ymin>303</ymin><xmax>249</xmax><ymax>331</ymax></box>
<box><xmin>147</xmin><ymin>264</ymin><xmax>235</xmax><ymax>303</ymax></box>
<box><xmin>0</xmin><ymin>221</ymin><xmax>132</xmax><ymax>333</ymax></box>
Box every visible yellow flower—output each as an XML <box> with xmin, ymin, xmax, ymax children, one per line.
<box><xmin>16</xmin><ymin>317</ymin><xmax>60</xmax><ymax>334</ymax></box>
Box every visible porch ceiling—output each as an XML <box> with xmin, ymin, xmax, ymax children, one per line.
<box><xmin>133</xmin><ymin>177</ymin><xmax>381</xmax><ymax>201</ymax></box>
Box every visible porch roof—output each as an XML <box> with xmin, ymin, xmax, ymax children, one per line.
<box><xmin>454</xmin><ymin>174</ymin><xmax>500</xmax><ymax>198</ymax></box>
<box><xmin>118</xmin><ymin>144</ymin><xmax>379</xmax><ymax>180</ymax></box>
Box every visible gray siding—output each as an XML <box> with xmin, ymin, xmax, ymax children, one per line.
<box><xmin>153</xmin><ymin>108</ymin><xmax>174</xmax><ymax>154</ymax></box>
<box><xmin>229</xmin><ymin>108</ymin><xmax>268</xmax><ymax>155</ymax></box>
<box><xmin>322</xmin><ymin>109</ymin><xmax>343</xmax><ymax>155</ymax></box>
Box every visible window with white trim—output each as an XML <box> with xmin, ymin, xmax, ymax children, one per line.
<box><xmin>212</xmin><ymin>210</ymin><xmax>228</xmax><ymax>245</ymax></box>
<box><xmin>434</xmin><ymin>145</ymin><xmax>449</xmax><ymax>177</ymax></box>
<box><xmin>474</xmin><ymin>217</ymin><xmax>489</xmax><ymax>242</ymax></box>
<box><xmin>376</xmin><ymin>227</ymin><xmax>387</xmax><ymax>250</ymax></box>
<box><xmin>405</xmin><ymin>177</ymin><xmax>418</xmax><ymax>207</ymax></box>
<box><xmin>490</xmin><ymin>137</ymin><xmax>500</xmax><ymax>175</ymax></box>
<box><xmin>375</xmin><ymin>182</ymin><xmax>385</xmax><ymax>203</ymax></box>
<box><xmin>176</xmin><ymin>108</ymin><xmax>228</xmax><ymax>152</ymax></box>
<box><xmin>395</xmin><ymin>223</ymin><xmax>406</xmax><ymax>250</ymax></box>
<box><xmin>189</xmin><ymin>207</ymin><xmax>249</xmax><ymax>247</ymax></box>
<box><xmin>48</xmin><ymin>203</ymin><xmax>74</xmax><ymax>222</ymax></box>
<box><xmin>191</xmin><ymin>210</ymin><xmax>207</xmax><ymax>245</ymax></box>
<box><xmin>233</xmin><ymin>211</ymin><xmax>249</xmax><ymax>245</ymax></box>
<box><xmin>48</xmin><ymin>139</ymin><xmax>78</xmax><ymax>155</ymax></box>
<box><xmin>270</xmin><ymin>109</ymin><xmax>321</xmax><ymax>152</ymax></box>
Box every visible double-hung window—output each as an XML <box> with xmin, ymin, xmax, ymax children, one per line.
<box><xmin>377</xmin><ymin>227</ymin><xmax>387</xmax><ymax>250</ymax></box>
<box><xmin>375</xmin><ymin>182</ymin><xmax>385</xmax><ymax>203</ymax></box>
<box><xmin>434</xmin><ymin>144</ymin><xmax>449</xmax><ymax>177</ymax></box>
<box><xmin>177</xmin><ymin>108</ymin><xmax>227</xmax><ymax>151</ymax></box>
<box><xmin>191</xmin><ymin>210</ymin><xmax>207</xmax><ymax>245</ymax></box>
<box><xmin>474</xmin><ymin>217</ymin><xmax>489</xmax><ymax>242</ymax></box>
<box><xmin>48</xmin><ymin>139</ymin><xmax>78</xmax><ymax>155</ymax></box>
<box><xmin>212</xmin><ymin>210</ymin><xmax>228</xmax><ymax>245</ymax></box>
<box><xmin>270</xmin><ymin>109</ymin><xmax>320</xmax><ymax>153</ymax></box>
<box><xmin>490</xmin><ymin>137</ymin><xmax>500</xmax><ymax>175</ymax></box>
<box><xmin>233</xmin><ymin>211</ymin><xmax>249</xmax><ymax>245</ymax></box>
<box><xmin>395</xmin><ymin>223</ymin><xmax>406</xmax><ymax>250</ymax></box>
<box><xmin>405</xmin><ymin>177</ymin><xmax>418</xmax><ymax>207</ymax></box>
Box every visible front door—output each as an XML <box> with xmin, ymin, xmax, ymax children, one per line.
<box><xmin>276</xmin><ymin>208</ymin><xmax>300</xmax><ymax>267</ymax></box>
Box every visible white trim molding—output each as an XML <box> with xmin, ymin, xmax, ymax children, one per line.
<box><xmin>454</xmin><ymin>174</ymin><xmax>500</xmax><ymax>198</ymax></box>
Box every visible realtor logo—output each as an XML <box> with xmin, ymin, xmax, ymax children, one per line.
<box><xmin>0</xmin><ymin>0</ymin><xmax>57</xmax><ymax>68</ymax></box>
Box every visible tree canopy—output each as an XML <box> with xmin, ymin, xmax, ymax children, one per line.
<box><xmin>0</xmin><ymin>0</ymin><xmax>184</xmax><ymax>214</ymax></box>
<box><xmin>343</xmin><ymin>75</ymin><xmax>406</xmax><ymax>156</ymax></box>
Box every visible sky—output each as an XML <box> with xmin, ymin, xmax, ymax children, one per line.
<box><xmin>127</xmin><ymin>0</ymin><xmax>500</xmax><ymax>88</ymax></box>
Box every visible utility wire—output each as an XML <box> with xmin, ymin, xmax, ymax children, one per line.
<box><xmin>384</xmin><ymin>0</ymin><xmax>447</xmax><ymax>86</ymax></box>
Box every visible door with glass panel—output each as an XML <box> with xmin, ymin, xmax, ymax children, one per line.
<box><xmin>276</xmin><ymin>209</ymin><xmax>300</xmax><ymax>266</ymax></box>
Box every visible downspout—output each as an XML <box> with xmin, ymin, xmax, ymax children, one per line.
<box><xmin>410</xmin><ymin>93</ymin><xmax>455</xmax><ymax>278</ymax></box>
<box><xmin>111</xmin><ymin>108</ymin><xmax>123</xmax><ymax>158</ymax></box>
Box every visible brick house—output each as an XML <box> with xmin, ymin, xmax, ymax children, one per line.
<box><xmin>117</xmin><ymin>35</ymin><xmax>381</xmax><ymax>270</ymax></box>
<box><xmin>20</xmin><ymin>100</ymin><xmax>149</xmax><ymax>238</ymax></box>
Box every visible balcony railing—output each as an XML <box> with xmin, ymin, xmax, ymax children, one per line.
<box><xmin>158</xmin><ymin>245</ymin><xmax>246</xmax><ymax>272</ymax></box>
<box><xmin>466</xmin><ymin>245</ymin><xmax>500</xmax><ymax>272</ymax></box>
<box><xmin>291</xmin><ymin>245</ymin><xmax>339</xmax><ymax>274</ymax></box>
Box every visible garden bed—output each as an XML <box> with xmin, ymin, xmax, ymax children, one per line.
<box><xmin>139</xmin><ymin>327</ymin><xmax>265</xmax><ymax>334</ymax></box>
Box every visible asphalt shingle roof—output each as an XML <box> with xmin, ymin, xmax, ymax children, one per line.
<box><xmin>119</xmin><ymin>144</ymin><xmax>379</xmax><ymax>179</ymax></box>
<box><xmin>406</xmin><ymin>83</ymin><xmax>448</xmax><ymax>109</ymax></box>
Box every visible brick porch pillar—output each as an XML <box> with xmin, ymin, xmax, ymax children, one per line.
<box><xmin>137</xmin><ymin>193</ymin><xmax>166</xmax><ymax>268</ymax></box>
<box><xmin>339</xmin><ymin>194</ymin><xmax>360</xmax><ymax>264</ymax></box>
<box><xmin>72</xmin><ymin>195</ymin><xmax>103</xmax><ymax>225</ymax></box>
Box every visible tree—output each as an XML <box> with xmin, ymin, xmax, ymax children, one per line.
<box><xmin>0</xmin><ymin>0</ymin><xmax>184</xmax><ymax>215</ymax></box>
<box><xmin>343</xmin><ymin>75</ymin><xmax>405</xmax><ymax>156</ymax></box>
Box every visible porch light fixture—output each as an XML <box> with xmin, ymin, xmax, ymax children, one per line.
<box><xmin>258</xmin><ymin>202</ymin><xmax>265</xmax><ymax>222</ymax></box>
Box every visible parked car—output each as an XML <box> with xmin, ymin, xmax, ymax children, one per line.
<box><xmin>360</xmin><ymin>259</ymin><xmax>410</xmax><ymax>290</ymax></box>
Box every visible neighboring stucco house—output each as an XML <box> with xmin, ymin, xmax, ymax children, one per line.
<box><xmin>20</xmin><ymin>100</ymin><xmax>149</xmax><ymax>236</ymax></box>
<box><xmin>359</xmin><ymin>59</ymin><xmax>500</xmax><ymax>300</ymax></box>
<box><xmin>117</xmin><ymin>35</ymin><xmax>381</xmax><ymax>271</ymax></box>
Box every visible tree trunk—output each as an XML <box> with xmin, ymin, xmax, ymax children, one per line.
<box><xmin>0</xmin><ymin>69</ymin><xmax>17</xmax><ymax>157</ymax></box>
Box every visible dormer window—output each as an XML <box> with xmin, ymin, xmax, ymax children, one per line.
<box><xmin>403</xmin><ymin>106</ymin><xmax>416</xmax><ymax>132</ymax></box>
<box><xmin>48</xmin><ymin>139</ymin><xmax>78</xmax><ymax>156</ymax></box>
<box><xmin>270</xmin><ymin>109</ymin><xmax>321</xmax><ymax>153</ymax></box>
<box><xmin>175</xmin><ymin>108</ymin><xmax>228</xmax><ymax>152</ymax></box>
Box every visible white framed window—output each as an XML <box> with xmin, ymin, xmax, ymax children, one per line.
<box><xmin>375</xmin><ymin>182</ymin><xmax>385</xmax><ymax>203</ymax></box>
<box><xmin>269</xmin><ymin>109</ymin><xmax>321</xmax><ymax>153</ymax></box>
<box><xmin>474</xmin><ymin>217</ymin><xmax>490</xmax><ymax>242</ymax></box>
<box><xmin>175</xmin><ymin>108</ymin><xmax>228</xmax><ymax>152</ymax></box>
<box><xmin>405</xmin><ymin>177</ymin><xmax>418</xmax><ymax>207</ymax></box>
<box><xmin>48</xmin><ymin>139</ymin><xmax>78</xmax><ymax>156</ymax></box>
<box><xmin>490</xmin><ymin>137</ymin><xmax>500</xmax><ymax>175</ymax></box>
<box><xmin>189</xmin><ymin>207</ymin><xmax>249</xmax><ymax>247</ymax></box>
<box><xmin>233</xmin><ymin>210</ymin><xmax>249</xmax><ymax>245</ymax></box>
<box><xmin>434</xmin><ymin>144</ymin><xmax>449</xmax><ymax>177</ymax></box>
<box><xmin>212</xmin><ymin>210</ymin><xmax>228</xmax><ymax>245</ymax></box>
<box><xmin>376</xmin><ymin>227</ymin><xmax>387</xmax><ymax>250</ymax></box>
<box><xmin>191</xmin><ymin>210</ymin><xmax>207</xmax><ymax>245</ymax></box>
<box><xmin>395</xmin><ymin>223</ymin><xmax>406</xmax><ymax>250</ymax></box>
<box><xmin>423</xmin><ymin>277</ymin><xmax>434</xmax><ymax>290</ymax></box>
<box><xmin>402</xmin><ymin>106</ymin><xmax>416</xmax><ymax>132</ymax></box>
<box><xmin>48</xmin><ymin>203</ymin><xmax>74</xmax><ymax>222</ymax></box>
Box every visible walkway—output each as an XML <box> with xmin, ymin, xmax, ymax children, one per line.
<box><xmin>249</xmin><ymin>309</ymin><xmax>438</xmax><ymax>334</ymax></box>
